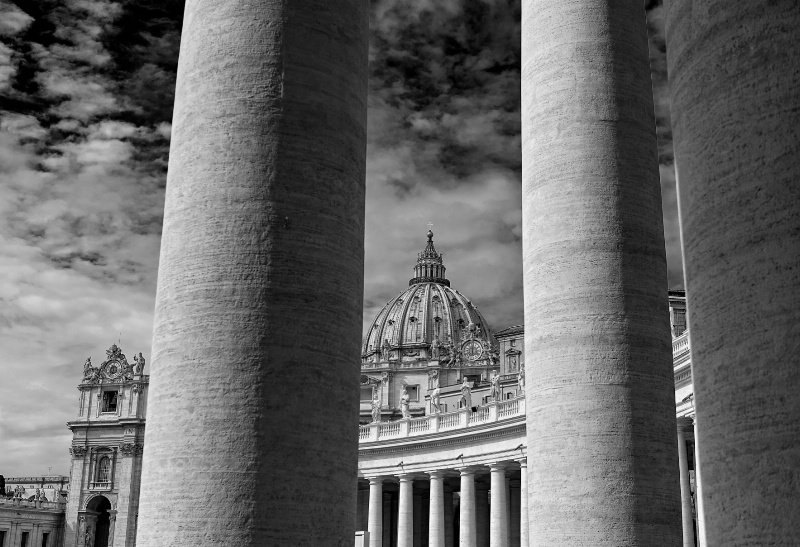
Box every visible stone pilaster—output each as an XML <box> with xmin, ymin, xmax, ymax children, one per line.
<box><xmin>135</xmin><ymin>0</ymin><xmax>368</xmax><ymax>545</ymax></box>
<box><xmin>666</xmin><ymin>2</ymin><xmax>800</xmax><ymax>545</ymax></box>
<box><xmin>428</xmin><ymin>471</ymin><xmax>446</xmax><ymax>547</ymax></box>
<box><xmin>521</xmin><ymin>0</ymin><xmax>681</xmax><ymax>544</ymax></box>
<box><xmin>397</xmin><ymin>475</ymin><xmax>414</xmax><ymax>547</ymax></box>
<box><xmin>459</xmin><ymin>469</ymin><xmax>476</xmax><ymax>547</ymax></box>
<box><xmin>368</xmin><ymin>478</ymin><xmax>384</xmax><ymax>547</ymax></box>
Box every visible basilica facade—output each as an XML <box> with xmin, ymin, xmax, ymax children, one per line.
<box><xmin>1</xmin><ymin>232</ymin><xmax>697</xmax><ymax>547</ymax></box>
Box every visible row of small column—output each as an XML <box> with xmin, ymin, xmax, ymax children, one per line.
<box><xmin>364</xmin><ymin>459</ymin><xmax>527</xmax><ymax>547</ymax></box>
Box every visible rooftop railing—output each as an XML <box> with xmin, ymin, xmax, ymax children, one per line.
<box><xmin>359</xmin><ymin>395</ymin><xmax>525</xmax><ymax>443</ymax></box>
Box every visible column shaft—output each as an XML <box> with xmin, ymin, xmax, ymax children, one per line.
<box><xmin>136</xmin><ymin>0</ymin><xmax>368</xmax><ymax>545</ymax></box>
<box><xmin>398</xmin><ymin>476</ymin><xmax>414</xmax><ymax>547</ymax></box>
<box><xmin>444</xmin><ymin>487</ymin><xmax>455</xmax><ymax>547</ymax></box>
<box><xmin>490</xmin><ymin>466</ymin><xmax>508</xmax><ymax>547</ymax></box>
<box><xmin>666</xmin><ymin>2</ymin><xmax>800</xmax><ymax>545</ymax></box>
<box><xmin>521</xmin><ymin>0</ymin><xmax>681</xmax><ymax>544</ymax></box>
<box><xmin>693</xmin><ymin>419</ymin><xmax>706</xmax><ymax>547</ymax></box>
<box><xmin>459</xmin><ymin>470</ymin><xmax>476</xmax><ymax>547</ymax></box>
<box><xmin>677</xmin><ymin>420</ymin><xmax>696</xmax><ymax>547</ymax></box>
<box><xmin>369</xmin><ymin>479</ymin><xmax>384</xmax><ymax>547</ymax></box>
<box><xmin>518</xmin><ymin>461</ymin><xmax>528</xmax><ymax>547</ymax></box>
<box><xmin>429</xmin><ymin>472</ymin><xmax>446</xmax><ymax>547</ymax></box>
<box><xmin>475</xmin><ymin>483</ymin><xmax>489</xmax><ymax>547</ymax></box>
<box><xmin>509</xmin><ymin>479</ymin><xmax>520</xmax><ymax>547</ymax></box>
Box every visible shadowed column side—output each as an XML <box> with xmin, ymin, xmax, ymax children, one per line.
<box><xmin>666</xmin><ymin>1</ymin><xmax>800</xmax><ymax>544</ymax></box>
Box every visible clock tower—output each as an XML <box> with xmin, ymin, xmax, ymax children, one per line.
<box><xmin>63</xmin><ymin>344</ymin><xmax>148</xmax><ymax>547</ymax></box>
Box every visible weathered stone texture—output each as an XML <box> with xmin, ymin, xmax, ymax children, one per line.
<box><xmin>666</xmin><ymin>1</ymin><xmax>800</xmax><ymax>544</ymax></box>
<box><xmin>521</xmin><ymin>0</ymin><xmax>682</xmax><ymax>544</ymax></box>
<box><xmin>136</xmin><ymin>1</ymin><xmax>368</xmax><ymax>545</ymax></box>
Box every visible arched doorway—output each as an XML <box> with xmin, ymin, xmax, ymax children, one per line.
<box><xmin>86</xmin><ymin>496</ymin><xmax>111</xmax><ymax>547</ymax></box>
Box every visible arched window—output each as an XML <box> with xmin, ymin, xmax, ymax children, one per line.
<box><xmin>97</xmin><ymin>456</ymin><xmax>111</xmax><ymax>483</ymax></box>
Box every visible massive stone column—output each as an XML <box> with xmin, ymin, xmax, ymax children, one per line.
<box><xmin>521</xmin><ymin>0</ymin><xmax>682</xmax><ymax>545</ymax></box>
<box><xmin>665</xmin><ymin>2</ymin><xmax>800</xmax><ymax>545</ymax></box>
<box><xmin>136</xmin><ymin>1</ymin><xmax>368</xmax><ymax>545</ymax></box>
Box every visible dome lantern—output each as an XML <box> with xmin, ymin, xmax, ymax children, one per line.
<box><xmin>409</xmin><ymin>230</ymin><xmax>449</xmax><ymax>287</ymax></box>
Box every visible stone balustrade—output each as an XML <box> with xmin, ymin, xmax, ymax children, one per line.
<box><xmin>672</xmin><ymin>330</ymin><xmax>690</xmax><ymax>357</ymax></box>
<box><xmin>359</xmin><ymin>396</ymin><xmax>526</xmax><ymax>443</ymax></box>
<box><xmin>0</xmin><ymin>498</ymin><xmax>66</xmax><ymax>511</ymax></box>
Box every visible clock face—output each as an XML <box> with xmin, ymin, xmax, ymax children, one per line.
<box><xmin>463</xmin><ymin>340</ymin><xmax>483</xmax><ymax>361</ymax></box>
<box><xmin>105</xmin><ymin>361</ymin><xmax>122</xmax><ymax>379</ymax></box>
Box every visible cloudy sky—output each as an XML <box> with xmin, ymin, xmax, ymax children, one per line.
<box><xmin>0</xmin><ymin>0</ymin><xmax>677</xmax><ymax>476</ymax></box>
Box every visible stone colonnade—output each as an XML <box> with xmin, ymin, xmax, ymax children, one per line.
<box><xmin>138</xmin><ymin>0</ymin><xmax>798</xmax><ymax>543</ymax></box>
<box><xmin>360</xmin><ymin>459</ymin><xmax>527</xmax><ymax>547</ymax></box>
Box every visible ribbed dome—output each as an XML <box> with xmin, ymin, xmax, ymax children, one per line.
<box><xmin>362</xmin><ymin>231</ymin><xmax>494</xmax><ymax>359</ymax></box>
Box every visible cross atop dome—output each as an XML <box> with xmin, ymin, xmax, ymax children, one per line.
<box><xmin>410</xmin><ymin>230</ymin><xmax>449</xmax><ymax>286</ymax></box>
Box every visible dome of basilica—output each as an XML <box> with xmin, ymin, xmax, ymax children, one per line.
<box><xmin>362</xmin><ymin>231</ymin><xmax>495</xmax><ymax>363</ymax></box>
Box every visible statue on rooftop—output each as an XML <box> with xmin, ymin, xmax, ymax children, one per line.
<box><xmin>461</xmin><ymin>376</ymin><xmax>472</xmax><ymax>409</ymax></box>
<box><xmin>133</xmin><ymin>353</ymin><xmax>146</xmax><ymax>375</ymax></box>
<box><xmin>518</xmin><ymin>367</ymin><xmax>525</xmax><ymax>394</ymax></box>
<box><xmin>400</xmin><ymin>386</ymin><xmax>411</xmax><ymax>419</ymax></box>
<box><xmin>430</xmin><ymin>387</ymin><xmax>441</xmax><ymax>414</ymax></box>
<box><xmin>371</xmin><ymin>389</ymin><xmax>381</xmax><ymax>423</ymax></box>
<box><xmin>490</xmin><ymin>370</ymin><xmax>500</xmax><ymax>402</ymax></box>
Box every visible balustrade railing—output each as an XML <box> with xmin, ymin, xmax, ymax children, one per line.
<box><xmin>359</xmin><ymin>396</ymin><xmax>525</xmax><ymax>443</ymax></box>
<box><xmin>672</xmin><ymin>330</ymin><xmax>690</xmax><ymax>356</ymax></box>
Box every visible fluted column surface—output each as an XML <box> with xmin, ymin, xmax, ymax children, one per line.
<box><xmin>521</xmin><ymin>0</ymin><xmax>681</xmax><ymax>545</ymax></box>
<box><xmin>136</xmin><ymin>1</ymin><xmax>368</xmax><ymax>545</ymax></box>
<box><xmin>666</xmin><ymin>1</ymin><xmax>800</xmax><ymax>544</ymax></box>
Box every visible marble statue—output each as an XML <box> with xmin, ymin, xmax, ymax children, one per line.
<box><xmin>134</xmin><ymin>352</ymin><xmax>146</xmax><ymax>375</ymax></box>
<box><xmin>83</xmin><ymin>357</ymin><xmax>92</xmax><ymax>379</ymax></box>
<box><xmin>461</xmin><ymin>377</ymin><xmax>472</xmax><ymax>409</ymax></box>
<box><xmin>371</xmin><ymin>389</ymin><xmax>381</xmax><ymax>423</ymax></box>
<box><xmin>490</xmin><ymin>370</ymin><xmax>500</xmax><ymax>402</ymax></box>
<box><xmin>518</xmin><ymin>367</ymin><xmax>525</xmax><ymax>394</ymax></box>
<box><xmin>400</xmin><ymin>386</ymin><xmax>411</xmax><ymax>419</ymax></box>
<box><xmin>430</xmin><ymin>387</ymin><xmax>441</xmax><ymax>414</ymax></box>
